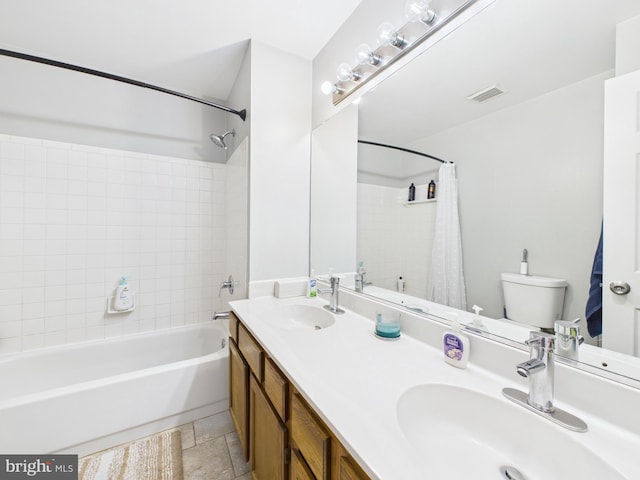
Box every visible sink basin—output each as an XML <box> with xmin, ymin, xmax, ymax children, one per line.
<box><xmin>264</xmin><ymin>304</ymin><xmax>336</xmax><ymax>331</ymax></box>
<box><xmin>396</xmin><ymin>384</ymin><xmax>624</xmax><ymax>480</ymax></box>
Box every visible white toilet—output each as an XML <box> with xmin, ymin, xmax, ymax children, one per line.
<box><xmin>501</xmin><ymin>272</ymin><xmax>567</xmax><ymax>330</ymax></box>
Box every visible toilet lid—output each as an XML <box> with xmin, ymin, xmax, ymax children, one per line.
<box><xmin>501</xmin><ymin>272</ymin><xmax>567</xmax><ymax>288</ymax></box>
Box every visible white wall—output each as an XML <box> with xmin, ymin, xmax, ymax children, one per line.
<box><xmin>616</xmin><ymin>14</ymin><xmax>640</xmax><ymax>76</ymax></box>
<box><xmin>248</xmin><ymin>41</ymin><xmax>312</xmax><ymax>282</ymax></box>
<box><xmin>310</xmin><ymin>104</ymin><xmax>358</xmax><ymax>276</ymax></box>
<box><xmin>357</xmin><ymin>183</ymin><xmax>436</xmax><ymax>296</ymax></box>
<box><xmin>0</xmin><ymin>134</ymin><xmax>227</xmax><ymax>354</ymax></box>
<box><xmin>0</xmin><ymin>54</ymin><xmax>232</xmax><ymax>163</ymax></box>
<box><xmin>411</xmin><ymin>72</ymin><xmax>608</xmax><ymax>332</ymax></box>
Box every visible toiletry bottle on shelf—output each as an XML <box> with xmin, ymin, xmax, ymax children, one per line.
<box><xmin>308</xmin><ymin>270</ymin><xmax>317</xmax><ymax>298</ymax></box>
<box><xmin>427</xmin><ymin>179</ymin><xmax>436</xmax><ymax>199</ymax></box>
<box><xmin>442</xmin><ymin>312</ymin><xmax>469</xmax><ymax>368</ymax></box>
<box><xmin>408</xmin><ymin>183</ymin><xmax>416</xmax><ymax>201</ymax></box>
<box><xmin>114</xmin><ymin>276</ymin><xmax>133</xmax><ymax>311</ymax></box>
<box><xmin>520</xmin><ymin>248</ymin><xmax>529</xmax><ymax>275</ymax></box>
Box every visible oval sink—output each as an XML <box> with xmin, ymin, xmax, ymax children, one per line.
<box><xmin>265</xmin><ymin>304</ymin><xmax>336</xmax><ymax>331</ymax></box>
<box><xmin>396</xmin><ymin>384</ymin><xmax>624</xmax><ymax>480</ymax></box>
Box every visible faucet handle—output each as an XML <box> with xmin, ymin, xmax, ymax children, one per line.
<box><xmin>555</xmin><ymin>318</ymin><xmax>584</xmax><ymax>347</ymax></box>
<box><xmin>525</xmin><ymin>331</ymin><xmax>555</xmax><ymax>350</ymax></box>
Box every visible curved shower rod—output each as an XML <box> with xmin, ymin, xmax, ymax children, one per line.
<box><xmin>358</xmin><ymin>140</ymin><xmax>448</xmax><ymax>164</ymax></box>
<box><xmin>0</xmin><ymin>48</ymin><xmax>247</xmax><ymax>121</ymax></box>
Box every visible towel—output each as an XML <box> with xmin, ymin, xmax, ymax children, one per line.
<box><xmin>585</xmin><ymin>225</ymin><xmax>603</xmax><ymax>337</ymax></box>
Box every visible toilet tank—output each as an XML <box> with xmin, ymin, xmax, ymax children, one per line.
<box><xmin>501</xmin><ymin>273</ymin><xmax>567</xmax><ymax>329</ymax></box>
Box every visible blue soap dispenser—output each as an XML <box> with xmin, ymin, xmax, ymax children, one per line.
<box><xmin>442</xmin><ymin>312</ymin><xmax>469</xmax><ymax>368</ymax></box>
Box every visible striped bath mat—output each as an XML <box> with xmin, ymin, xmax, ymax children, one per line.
<box><xmin>79</xmin><ymin>429</ymin><xmax>183</xmax><ymax>480</ymax></box>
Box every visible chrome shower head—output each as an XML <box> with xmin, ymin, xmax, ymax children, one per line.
<box><xmin>209</xmin><ymin>129</ymin><xmax>236</xmax><ymax>149</ymax></box>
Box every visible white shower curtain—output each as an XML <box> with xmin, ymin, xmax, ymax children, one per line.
<box><xmin>427</xmin><ymin>162</ymin><xmax>467</xmax><ymax>310</ymax></box>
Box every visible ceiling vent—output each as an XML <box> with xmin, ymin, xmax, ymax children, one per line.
<box><xmin>467</xmin><ymin>84</ymin><xmax>506</xmax><ymax>103</ymax></box>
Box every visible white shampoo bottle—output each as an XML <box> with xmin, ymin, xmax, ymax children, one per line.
<box><xmin>114</xmin><ymin>276</ymin><xmax>133</xmax><ymax>311</ymax></box>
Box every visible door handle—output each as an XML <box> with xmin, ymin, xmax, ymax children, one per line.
<box><xmin>609</xmin><ymin>281</ymin><xmax>631</xmax><ymax>295</ymax></box>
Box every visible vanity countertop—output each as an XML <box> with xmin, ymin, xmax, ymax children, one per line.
<box><xmin>230</xmin><ymin>294</ymin><xmax>640</xmax><ymax>479</ymax></box>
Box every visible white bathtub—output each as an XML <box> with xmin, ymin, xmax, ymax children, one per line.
<box><xmin>0</xmin><ymin>322</ymin><xmax>229</xmax><ymax>456</ymax></box>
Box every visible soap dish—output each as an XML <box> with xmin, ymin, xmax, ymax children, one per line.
<box><xmin>374</xmin><ymin>331</ymin><xmax>401</xmax><ymax>341</ymax></box>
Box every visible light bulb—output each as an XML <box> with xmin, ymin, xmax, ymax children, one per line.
<box><xmin>321</xmin><ymin>81</ymin><xmax>334</xmax><ymax>95</ymax></box>
<box><xmin>376</xmin><ymin>22</ymin><xmax>407</xmax><ymax>49</ymax></box>
<box><xmin>321</xmin><ymin>81</ymin><xmax>344</xmax><ymax>96</ymax></box>
<box><xmin>405</xmin><ymin>0</ymin><xmax>437</xmax><ymax>25</ymax></box>
<box><xmin>355</xmin><ymin>43</ymin><xmax>381</xmax><ymax>66</ymax></box>
<box><xmin>336</xmin><ymin>63</ymin><xmax>360</xmax><ymax>82</ymax></box>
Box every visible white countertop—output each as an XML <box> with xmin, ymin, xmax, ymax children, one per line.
<box><xmin>230</xmin><ymin>294</ymin><xmax>640</xmax><ymax>480</ymax></box>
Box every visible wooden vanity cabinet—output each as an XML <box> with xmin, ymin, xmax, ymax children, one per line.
<box><xmin>334</xmin><ymin>444</ymin><xmax>370</xmax><ymax>480</ymax></box>
<box><xmin>230</xmin><ymin>312</ymin><xmax>289</xmax><ymax>479</ymax></box>
<box><xmin>229</xmin><ymin>338</ymin><xmax>249</xmax><ymax>461</ymax></box>
<box><xmin>250</xmin><ymin>374</ymin><xmax>288</xmax><ymax>479</ymax></box>
<box><xmin>230</xmin><ymin>312</ymin><xmax>370</xmax><ymax>480</ymax></box>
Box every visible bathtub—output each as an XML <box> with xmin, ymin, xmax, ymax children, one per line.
<box><xmin>0</xmin><ymin>322</ymin><xmax>229</xmax><ymax>456</ymax></box>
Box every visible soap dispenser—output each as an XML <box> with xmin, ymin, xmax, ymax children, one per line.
<box><xmin>471</xmin><ymin>305</ymin><xmax>485</xmax><ymax>330</ymax></box>
<box><xmin>442</xmin><ymin>312</ymin><xmax>470</xmax><ymax>368</ymax></box>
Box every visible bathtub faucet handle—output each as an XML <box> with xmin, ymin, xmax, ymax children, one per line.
<box><xmin>219</xmin><ymin>274</ymin><xmax>235</xmax><ymax>297</ymax></box>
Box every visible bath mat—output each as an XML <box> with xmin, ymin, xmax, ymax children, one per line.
<box><xmin>78</xmin><ymin>429</ymin><xmax>183</xmax><ymax>480</ymax></box>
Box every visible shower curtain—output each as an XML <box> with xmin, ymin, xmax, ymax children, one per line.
<box><xmin>427</xmin><ymin>162</ymin><xmax>467</xmax><ymax>311</ymax></box>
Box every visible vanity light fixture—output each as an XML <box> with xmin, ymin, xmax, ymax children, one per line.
<box><xmin>322</xmin><ymin>0</ymin><xmax>495</xmax><ymax>105</ymax></box>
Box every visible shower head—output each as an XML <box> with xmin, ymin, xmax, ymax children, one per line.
<box><xmin>209</xmin><ymin>129</ymin><xmax>236</xmax><ymax>149</ymax></box>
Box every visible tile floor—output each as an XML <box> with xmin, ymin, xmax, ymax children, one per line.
<box><xmin>178</xmin><ymin>411</ymin><xmax>250</xmax><ymax>480</ymax></box>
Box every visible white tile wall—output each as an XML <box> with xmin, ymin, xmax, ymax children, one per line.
<box><xmin>357</xmin><ymin>183</ymin><xmax>436</xmax><ymax>297</ymax></box>
<box><xmin>0</xmin><ymin>134</ymin><xmax>227</xmax><ymax>354</ymax></box>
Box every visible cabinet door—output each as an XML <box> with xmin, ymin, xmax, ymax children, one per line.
<box><xmin>250</xmin><ymin>374</ymin><xmax>288</xmax><ymax>480</ymax></box>
<box><xmin>291</xmin><ymin>393</ymin><xmax>331</xmax><ymax>480</ymax></box>
<box><xmin>229</xmin><ymin>339</ymin><xmax>249</xmax><ymax>461</ymax></box>
<box><xmin>291</xmin><ymin>448</ymin><xmax>316</xmax><ymax>480</ymax></box>
<box><xmin>336</xmin><ymin>454</ymin><xmax>369</xmax><ymax>480</ymax></box>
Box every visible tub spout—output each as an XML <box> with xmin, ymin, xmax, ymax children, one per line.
<box><xmin>213</xmin><ymin>311</ymin><xmax>230</xmax><ymax>321</ymax></box>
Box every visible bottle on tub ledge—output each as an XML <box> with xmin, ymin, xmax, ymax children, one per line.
<box><xmin>427</xmin><ymin>179</ymin><xmax>436</xmax><ymax>199</ymax></box>
<box><xmin>408</xmin><ymin>183</ymin><xmax>416</xmax><ymax>202</ymax></box>
<box><xmin>114</xmin><ymin>276</ymin><xmax>134</xmax><ymax>311</ymax></box>
<box><xmin>397</xmin><ymin>276</ymin><xmax>405</xmax><ymax>293</ymax></box>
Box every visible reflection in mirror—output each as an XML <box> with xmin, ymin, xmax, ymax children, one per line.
<box><xmin>311</xmin><ymin>0</ymin><xmax>640</xmax><ymax>385</ymax></box>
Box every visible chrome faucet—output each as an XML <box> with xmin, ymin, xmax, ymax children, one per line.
<box><xmin>516</xmin><ymin>331</ymin><xmax>556</xmax><ymax>413</ymax></box>
<box><xmin>355</xmin><ymin>269</ymin><xmax>367</xmax><ymax>292</ymax></box>
<box><xmin>503</xmin><ymin>330</ymin><xmax>588</xmax><ymax>432</ymax></box>
<box><xmin>554</xmin><ymin>318</ymin><xmax>584</xmax><ymax>360</ymax></box>
<box><xmin>318</xmin><ymin>275</ymin><xmax>345</xmax><ymax>314</ymax></box>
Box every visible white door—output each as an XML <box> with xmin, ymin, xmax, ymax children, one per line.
<box><xmin>603</xmin><ymin>69</ymin><xmax>640</xmax><ymax>356</ymax></box>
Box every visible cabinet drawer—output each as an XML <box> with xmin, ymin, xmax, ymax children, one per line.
<box><xmin>238</xmin><ymin>322</ymin><xmax>263</xmax><ymax>381</ymax></box>
<box><xmin>229</xmin><ymin>311</ymin><xmax>240</xmax><ymax>344</ymax></box>
<box><xmin>238</xmin><ymin>323</ymin><xmax>264</xmax><ymax>383</ymax></box>
<box><xmin>264</xmin><ymin>357</ymin><xmax>288</xmax><ymax>421</ymax></box>
<box><xmin>291</xmin><ymin>393</ymin><xmax>331</xmax><ymax>480</ymax></box>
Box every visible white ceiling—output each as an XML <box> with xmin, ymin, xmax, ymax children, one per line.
<box><xmin>0</xmin><ymin>0</ymin><xmax>363</xmax><ymax>101</ymax></box>
<box><xmin>358</xmin><ymin>0</ymin><xmax>640</xmax><ymax>148</ymax></box>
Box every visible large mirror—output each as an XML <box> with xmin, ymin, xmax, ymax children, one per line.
<box><xmin>311</xmin><ymin>0</ymin><xmax>640</xmax><ymax>384</ymax></box>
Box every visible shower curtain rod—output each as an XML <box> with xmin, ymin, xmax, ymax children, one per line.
<box><xmin>358</xmin><ymin>140</ymin><xmax>447</xmax><ymax>164</ymax></box>
<box><xmin>0</xmin><ymin>48</ymin><xmax>247</xmax><ymax>121</ymax></box>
